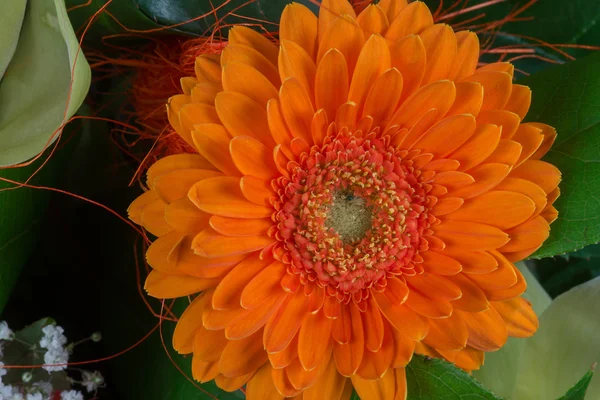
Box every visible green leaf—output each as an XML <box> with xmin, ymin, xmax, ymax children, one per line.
<box><xmin>0</xmin><ymin>0</ymin><xmax>91</xmax><ymax>166</ymax></box>
<box><xmin>518</xmin><ymin>52</ymin><xmax>600</xmax><ymax>258</ymax></box>
<box><xmin>533</xmin><ymin>256</ymin><xmax>599</xmax><ymax>298</ymax></box>
<box><xmin>512</xmin><ymin>276</ymin><xmax>600</xmax><ymax>399</ymax></box>
<box><xmin>406</xmin><ymin>355</ymin><xmax>502</xmax><ymax>400</ymax></box>
<box><xmin>0</xmin><ymin>0</ymin><xmax>27</xmax><ymax>79</ymax></box>
<box><xmin>563</xmin><ymin>243</ymin><xmax>600</xmax><ymax>260</ymax></box>
<box><xmin>558</xmin><ymin>368</ymin><xmax>596</xmax><ymax>400</ymax></box>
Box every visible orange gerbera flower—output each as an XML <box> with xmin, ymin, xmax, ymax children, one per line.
<box><xmin>128</xmin><ymin>0</ymin><xmax>560</xmax><ymax>398</ymax></box>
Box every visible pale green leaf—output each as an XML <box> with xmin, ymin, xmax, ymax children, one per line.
<box><xmin>512</xmin><ymin>276</ymin><xmax>600</xmax><ymax>399</ymax></box>
<box><xmin>0</xmin><ymin>0</ymin><xmax>27</xmax><ymax>79</ymax></box>
<box><xmin>0</xmin><ymin>0</ymin><xmax>91</xmax><ymax>166</ymax></box>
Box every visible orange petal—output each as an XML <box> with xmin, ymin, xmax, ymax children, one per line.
<box><xmin>212</xmin><ymin>254</ymin><xmax>273</xmax><ymax>310</ymax></box>
<box><xmin>389</xmin><ymin>34</ymin><xmax>426</xmax><ymax>102</ymax></box>
<box><xmin>316</xmin><ymin>49</ymin><xmax>350</xmax><ymax>122</ymax></box>
<box><xmin>390</xmin><ymin>326</ymin><xmax>415</xmax><ymax>368</ymax></box>
<box><xmin>464</xmin><ymin>71</ymin><xmax>513</xmax><ymax>111</ymax></box>
<box><xmin>202</xmin><ymin>303</ymin><xmax>245</xmax><ymax>331</ymax></box>
<box><xmin>280</xmin><ymin>3</ymin><xmax>318</xmax><ymax>59</ymax></box>
<box><xmin>495</xmin><ymin>177</ymin><xmax>547</xmax><ymax>216</ymax></box>
<box><xmin>303</xmin><ymin>357</ymin><xmax>349</xmax><ymax>400</ymax></box>
<box><xmin>448</xmin><ymin>31</ymin><xmax>479</xmax><ymax>81</ymax></box>
<box><xmin>335</xmin><ymin>101</ymin><xmax>358</xmax><ymax>131</ymax></box>
<box><xmin>333</xmin><ymin>303</ymin><xmax>365</xmax><ymax>376</ymax></box>
<box><xmin>228</xmin><ymin>25</ymin><xmax>279</xmax><ymax>66</ymax></box>
<box><xmin>385</xmin><ymin>1</ymin><xmax>433</xmax><ymax>41</ymax></box>
<box><xmin>188</xmin><ymin>176</ymin><xmax>272</xmax><ymax>218</ymax></box>
<box><xmin>165</xmin><ymin>197</ymin><xmax>211</xmax><ymax>233</ymax></box>
<box><xmin>405</xmin><ymin>289</ymin><xmax>453</xmax><ymax>318</ymax></box>
<box><xmin>214</xmin><ymin>373</ymin><xmax>254</xmax><ymax>392</ymax></box>
<box><xmin>191</xmin><ymin>359</ymin><xmax>220</xmax><ymax>383</ymax></box>
<box><xmin>311</xmin><ymin>108</ymin><xmax>329</xmax><ymax>146</ymax></box>
<box><xmin>264</xmin><ymin>290</ymin><xmax>310</xmax><ymax>353</ymax></box>
<box><xmin>452</xmin><ymin>346</ymin><xmax>485</xmax><ymax>371</ymax></box>
<box><xmin>446</xmin><ymin>273</ymin><xmax>489</xmax><ymax>312</ymax></box>
<box><xmin>411</xmin><ymin>114</ymin><xmax>476</xmax><ymax>157</ymax></box>
<box><xmin>476</xmin><ymin>62</ymin><xmax>514</xmax><ymax>76</ymax></box>
<box><xmin>219</xmin><ymin>329</ymin><xmax>268</xmax><ymax>377</ymax></box>
<box><xmin>167</xmin><ymin>94</ymin><xmax>192</xmax><ymax>145</ymax></box>
<box><xmin>476</xmin><ymin>110</ymin><xmax>520</xmax><ymax>139</ymax></box>
<box><xmin>528</xmin><ymin>122</ymin><xmax>557</xmax><ymax>160</ymax></box>
<box><xmin>352</xmin><ymin>366</ymin><xmax>407</xmax><ymax>400</ymax></box>
<box><xmin>432</xmin><ymin>197</ymin><xmax>464</xmax><ymax>216</ymax></box>
<box><xmin>269</xmin><ymin>332</ymin><xmax>299</xmax><ymax>369</ymax></box>
<box><xmin>272</xmin><ymin>366</ymin><xmax>302</xmax><ymax>397</ymax></box>
<box><xmin>222</xmin><ymin>61</ymin><xmax>278</xmax><ymax>107</ymax></box>
<box><xmin>240</xmin><ymin>176</ymin><xmax>275</xmax><ymax>207</ymax></box>
<box><xmin>449</xmin><ymin>124</ymin><xmax>501</xmax><ymax>171</ymax></box>
<box><xmin>229</xmin><ymin>135</ymin><xmax>277</xmax><ymax>180</ymax></box>
<box><xmin>139</xmin><ymin>196</ymin><xmax>171</xmax><ymax>236</ymax></box>
<box><xmin>509</xmin><ymin>160</ymin><xmax>561</xmax><ymax>194</ymax></box>
<box><xmin>179</xmin><ymin>104</ymin><xmax>220</xmax><ymax>143</ymax></box>
<box><xmin>267</xmin><ymin>98</ymin><xmax>294</xmax><ymax>145</ymax></box>
<box><xmin>467</xmin><ymin>250</ymin><xmax>518</xmax><ymax>291</ymax></box>
<box><xmin>215</xmin><ymin>91</ymin><xmax>274</xmax><ymax>147</ymax></box>
<box><xmin>317</xmin><ymin>14</ymin><xmax>365</xmax><ymax>75</ymax></box>
<box><xmin>181</xmin><ymin>76</ymin><xmax>198</xmax><ymax>95</ymax></box>
<box><xmin>173</xmin><ymin>292</ymin><xmax>211</xmax><ymax>353</ymax></box>
<box><xmin>280</xmin><ymin>77</ymin><xmax>315</xmax><ymax>144</ymax></box>
<box><xmin>221</xmin><ymin>44</ymin><xmax>279</xmax><ymax>87</ymax></box>
<box><xmin>499</xmin><ymin>215</ymin><xmax>550</xmax><ymax>253</ymax></box>
<box><xmin>486</xmin><ymin>139</ymin><xmax>522</xmax><ymax>166</ymax></box>
<box><xmin>348</xmin><ymin>34</ymin><xmax>391</xmax><ymax>111</ymax></box>
<box><xmin>191</xmin><ymin>81</ymin><xmax>219</xmax><ymax>105</ymax></box>
<box><xmin>192</xmin><ymin>124</ymin><xmax>241</xmax><ymax>176</ymax></box>
<box><xmin>362</xmin><ymin>296</ymin><xmax>385</xmax><ymax>352</ymax></box>
<box><xmin>192</xmin><ymin>227</ymin><xmax>273</xmax><ymax>258</ymax></box>
<box><xmin>129</xmin><ymin>191</ymin><xmax>161</xmax><ymax>229</ymax></box>
<box><xmin>433</xmin><ymin>170</ymin><xmax>475</xmax><ymax>191</ymax></box>
<box><xmin>378</xmin><ymin>0</ymin><xmax>408</xmax><ymax>20</ymax></box>
<box><xmin>193</xmin><ymin>326</ymin><xmax>228</xmax><ymax>362</ymax></box>
<box><xmin>356</xmin><ymin>322</ymin><xmax>394</xmax><ymax>379</ymax></box>
<box><xmin>449</xmin><ymin>163</ymin><xmax>511</xmax><ymax>199</ymax></box>
<box><xmin>423</xmin><ymin>311</ymin><xmax>468</xmax><ymax>350</ymax></box>
<box><xmin>406</xmin><ymin>273</ymin><xmax>461</xmax><ymax>301</ymax></box>
<box><xmin>279</xmin><ymin>39</ymin><xmax>317</xmax><ymax>103</ymax></box>
<box><xmin>144</xmin><ymin>270</ymin><xmax>217</xmax><ymax>298</ymax></box>
<box><xmin>420</xmin><ymin>24</ymin><xmax>457</xmax><ymax>84</ymax></box>
<box><xmin>246</xmin><ymin>363</ymin><xmax>284</xmax><ymax>400</ymax></box>
<box><xmin>492</xmin><ymin>297</ymin><xmax>538</xmax><ymax>337</ymax></box>
<box><xmin>373</xmin><ymin>291</ymin><xmax>429</xmax><ymax>340</ymax></box>
<box><xmin>209</xmin><ymin>215</ymin><xmax>272</xmax><ymax>237</ymax></box>
<box><xmin>362</xmin><ymin>68</ymin><xmax>404</xmax><ymax>127</ymax></box>
<box><xmin>441</xmin><ymin>248</ymin><xmax>498</xmax><ymax>274</ymax></box>
<box><xmin>446</xmin><ymin>81</ymin><xmax>484</xmax><ymax>117</ymax></box>
<box><xmin>504</xmin><ymin>84</ymin><xmax>531</xmax><ymax>119</ymax></box>
<box><xmin>332</xmin><ymin>304</ymin><xmax>352</xmax><ymax>344</ymax></box>
<box><xmin>483</xmin><ymin>263</ymin><xmax>527</xmax><ymax>301</ymax></box>
<box><xmin>153</xmin><ymin>168</ymin><xmax>222</xmax><ymax>204</ymax></box>
<box><xmin>241</xmin><ymin>261</ymin><xmax>287</xmax><ymax>309</ymax></box>
<box><xmin>421</xmin><ymin>250</ymin><xmax>463</xmax><ymax>275</ymax></box>
<box><xmin>286</xmin><ymin>355</ymin><xmax>328</xmax><ymax>390</ymax></box>
<box><xmin>299</xmin><ymin>310</ymin><xmax>333</xmax><ymax>370</ymax></box>
<box><xmin>435</xmin><ymin>220</ymin><xmax>509</xmax><ymax>251</ymax></box>
<box><xmin>146</xmin><ymin>153</ymin><xmax>216</xmax><ymax>185</ymax></box>
<box><xmin>357</xmin><ymin>4</ymin><xmax>390</xmax><ymax>36</ymax></box>
<box><xmin>387</xmin><ymin>80</ymin><xmax>456</xmax><ymax>130</ymax></box>
<box><xmin>194</xmin><ymin>54</ymin><xmax>222</xmax><ymax>86</ymax></box>
<box><xmin>459</xmin><ymin>307</ymin><xmax>508</xmax><ymax>351</ymax></box>
<box><xmin>446</xmin><ymin>190</ymin><xmax>536</xmax><ymax>230</ymax></box>
<box><xmin>511</xmin><ymin>123</ymin><xmax>544</xmax><ymax>167</ymax></box>
<box><xmin>317</xmin><ymin>0</ymin><xmax>357</xmax><ymax>43</ymax></box>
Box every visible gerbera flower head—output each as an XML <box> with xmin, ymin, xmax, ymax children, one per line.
<box><xmin>128</xmin><ymin>0</ymin><xmax>561</xmax><ymax>398</ymax></box>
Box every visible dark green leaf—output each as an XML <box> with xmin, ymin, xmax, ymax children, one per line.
<box><xmin>531</xmin><ymin>257</ymin><xmax>599</xmax><ymax>298</ymax></box>
<box><xmin>0</xmin><ymin>129</ymin><xmax>80</xmax><ymax>314</ymax></box>
<box><xmin>519</xmin><ymin>52</ymin><xmax>600</xmax><ymax>258</ymax></box>
<box><xmin>557</xmin><ymin>368</ymin><xmax>596</xmax><ymax>400</ymax></box>
<box><xmin>406</xmin><ymin>355</ymin><xmax>502</xmax><ymax>400</ymax></box>
<box><xmin>563</xmin><ymin>243</ymin><xmax>600</xmax><ymax>260</ymax></box>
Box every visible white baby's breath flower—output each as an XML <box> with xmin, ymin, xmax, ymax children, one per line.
<box><xmin>60</xmin><ymin>390</ymin><xmax>83</xmax><ymax>400</ymax></box>
<box><xmin>39</xmin><ymin>324</ymin><xmax>69</xmax><ymax>372</ymax></box>
<box><xmin>0</xmin><ymin>321</ymin><xmax>14</xmax><ymax>341</ymax></box>
<box><xmin>26</xmin><ymin>392</ymin><xmax>44</xmax><ymax>400</ymax></box>
<box><xmin>81</xmin><ymin>370</ymin><xmax>104</xmax><ymax>393</ymax></box>
<box><xmin>0</xmin><ymin>384</ymin><xmax>16</xmax><ymax>397</ymax></box>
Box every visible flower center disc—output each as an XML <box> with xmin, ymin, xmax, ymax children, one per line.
<box><xmin>274</xmin><ymin>134</ymin><xmax>432</xmax><ymax>301</ymax></box>
<box><xmin>325</xmin><ymin>191</ymin><xmax>372</xmax><ymax>245</ymax></box>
